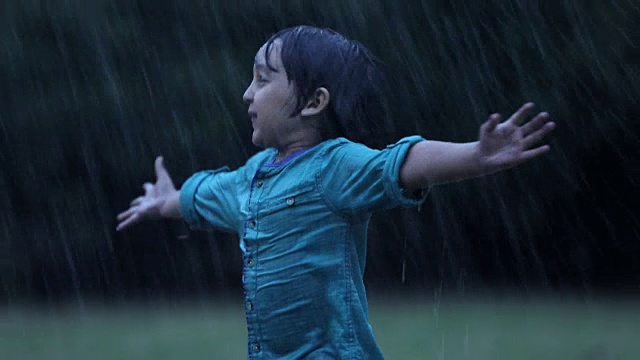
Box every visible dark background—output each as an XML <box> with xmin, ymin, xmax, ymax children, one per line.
<box><xmin>1</xmin><ymin>0</ymin><xmax>639</xmax><ymax>306</ymax></box>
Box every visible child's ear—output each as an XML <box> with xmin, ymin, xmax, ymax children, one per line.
<box><xmin>300</xmin><ymin>87</ymin><xmax>330</xmax><ymax>117</ymax></box>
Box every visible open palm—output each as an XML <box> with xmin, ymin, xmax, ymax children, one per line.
<box><xmin>116</xmin><ymin>157</ymin><xmax>176</xmax><ymax>231</ymax></box>
<box><xmin>478</xmin><ymin>102</ymin><xmax>555</xmax><ymax>172</ymax></box>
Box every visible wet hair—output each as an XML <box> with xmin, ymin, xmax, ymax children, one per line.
<box><xmin>264</xmin><ymin>26</ymin><xmax>393</xmax><ymax>148</ymax></box>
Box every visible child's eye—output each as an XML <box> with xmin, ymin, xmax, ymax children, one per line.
<box><xmin>253</xmin><ymin>71</ymin><xmax>269</xmax><ymax>83</ymax></box>
<box><xmin>256</xmin><ymin>74</ymin><xmax>268</xmax><ymax>83</ymax></box>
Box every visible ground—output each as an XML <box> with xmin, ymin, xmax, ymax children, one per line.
<box><xmin>2</xmin><ymin>296</ymin><xmax>639</xmax><ymax>359</ymax></box>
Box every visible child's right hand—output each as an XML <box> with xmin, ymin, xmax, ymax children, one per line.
<box><xmin>116</xmin><ymin>156</ymin><xmax>179</xmax><ymax>231</ymax></box>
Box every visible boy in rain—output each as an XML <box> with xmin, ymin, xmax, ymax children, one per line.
<box><xmin>117</xmin><ymin>26</ymin><xmax>555</xmax><ymax>359</ymax></box>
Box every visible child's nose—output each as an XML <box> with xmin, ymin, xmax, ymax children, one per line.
<box><xmin>242</xmin><ymin>86</ymin><xmax>253</xmax><ymax>104</ymax></box>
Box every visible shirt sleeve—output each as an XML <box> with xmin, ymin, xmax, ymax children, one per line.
<box><xmin>179</xmin><ymin>166</ymin><xmax>241</xmax><ymax>233</ymax></box>
<box><xmin>320</xmin><ymin>136</ymin><xmax>430</xmax><ymax>217</ymax></box>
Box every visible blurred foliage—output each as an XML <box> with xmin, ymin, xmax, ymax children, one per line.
<box><xmin>1</xmin><ymin>0</ymin><xmax>639</xmax><ymax>304</ymax></box>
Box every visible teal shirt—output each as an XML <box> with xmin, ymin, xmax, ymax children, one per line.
<box><xmin>180</xmin><ymin>136</ymin><xmax>428</xmax><ymax>359</ymax></box>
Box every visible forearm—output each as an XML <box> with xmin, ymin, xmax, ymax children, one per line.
<box><xmin>160</xmin><ymin>189</ymin><xmax>183</xmax><ymax>219</ymax></box>
<box><xmin>400</xmin><ymin>140</ymin><xmax>488</xmax><ymax>190</ymax></box>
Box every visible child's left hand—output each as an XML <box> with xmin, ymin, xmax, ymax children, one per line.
<box><xmin>477</xmin><ymin>102</ymin><xmax>556</xmax><ymax>173</ymax></box>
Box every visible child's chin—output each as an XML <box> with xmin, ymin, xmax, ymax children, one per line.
<box><xmin>251</xmin><ymin>133</ymin><xmax>263</xmax><ymax>148</ymax></box>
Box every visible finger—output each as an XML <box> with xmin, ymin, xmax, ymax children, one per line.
<box><xmin>117</xmin><ymin>207</ymin><xmax>136</xmax><ymax>221</ymax></box>
<box><xmin>130</xmin><ymin>196</ymin><xmax>144</xmax><ymax>207</ymax></box>
<box><xmin>518</xmin><ymin>144</ymin><xmax>551</xmax><ymax>163</ymax></box>
<box><xmin>116</xmin><ymin>213</ymin><xmax>140</xmax><ymax>232</ymax></box>
<box><xmin>481</xmin><ymin>114</ymin><xmax>501</xmax><ymax>134</ymax></box>
<box><xmin>522</xmin><ymin>122</ymin><xmax>556</xmax><ymax>149</ymax></box>
<box><xmin>143</xmin><ymin>182</ymin><xmax>153</xmax><ymax>195</ymax></box>
<box><xmin>508</xmin><ymin>102</ymin><xmax>535</xmax><ymax>126</ymax></box>
<box><xmin>521</xmin><ymin>112</ymin><xmax>550</xmax><ymax>136</ymax></box>
<box><xmin>155</xmin><ymin>156</ymin><xmax>169</xmax><ymax>181</ymax></box>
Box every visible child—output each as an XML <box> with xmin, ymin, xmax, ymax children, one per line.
<box><xmin>117</xmin><ymin>26</ymin><xmax>555</xmax><ymax>359</ymax></box>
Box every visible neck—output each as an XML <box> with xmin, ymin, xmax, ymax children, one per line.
<box><xmin>274</xmin><ymin>124</ymin><xmax>324</xmax><ymax>162</ymax></box>
<box><xmin>274</xmin><ymin>144</ymin><xmax>316</xmax><ymax>162</ymax></box>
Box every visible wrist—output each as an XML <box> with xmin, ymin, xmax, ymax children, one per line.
<box><xmin>159</xmin><ymin>190</ymin><xmax>182</xmax><ymax>218</ymax></box>
<box><xmin>472</xmin><ymin>141</ymin><xmax>493</xmax><ymax>177</ymax></box>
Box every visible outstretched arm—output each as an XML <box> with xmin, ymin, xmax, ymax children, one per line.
<box><xmin>400</xmin><ymin>103</ymin><xmax>555</xmax><ymax>191</ymax></box>
<box><xmin>116</xmin><ymin>156</ymin><xmax>182</xmax><ymax>231</ymax></box>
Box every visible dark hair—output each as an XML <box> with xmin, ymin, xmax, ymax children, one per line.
<box><xmin>264</xmin><ymin>26</ymin><xmax>393</xmax><ymax>148</ymax></box>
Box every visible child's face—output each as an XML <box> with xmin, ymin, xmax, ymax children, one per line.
<box><xmin>243</xmin><ymin>40</ymin><xmax>303</xmax><ymax>150</ymax></box>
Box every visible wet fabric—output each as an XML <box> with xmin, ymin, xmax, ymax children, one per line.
<box><xmin>180</xmin><ymin>136</ymin><xmax>428</xmax><ymax>359</ymax></box>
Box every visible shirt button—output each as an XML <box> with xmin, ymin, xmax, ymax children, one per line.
<box><xmin>286</xmin><ymin>197</ymin><xmax>295</xmax><ymax>206</ymax></box>
<box><xmin>256</xmin><ymin>180</ymin><xmax>264</xmax><ymax>188</ymax></box>
<box><xmin>253</xmin><ymin>344</ymin><xmax>260</xmax><ymax>352</ymax></box>
<box><xmin>247</xmin><ymin>258</ymin><xmax>255</xmax><ymax>267</ymax></box>
<box><xmin>247</xmin><ymin>219</ymin><xmax>256</xmax><ymax>229</ymax></box>
<box><xmin>247</xmin><ymin>301</ymin><xmax>253</xmax><ymax>311</ymax></box>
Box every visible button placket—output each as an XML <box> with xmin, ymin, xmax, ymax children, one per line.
<box><xmin>244</xmin><ymin>174</ymin><xmax>261</xmax><ymax>356</ymax></box>
<box><xmin>245</xmin><ymin>170</ymin><xmax>271</xmax><ymax>356</ymax></box>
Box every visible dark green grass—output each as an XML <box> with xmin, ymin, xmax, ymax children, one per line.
<box><xmin>2</xmin><ymin>297</ymin><xmax>639</xmax><ymax>359</ymax></box>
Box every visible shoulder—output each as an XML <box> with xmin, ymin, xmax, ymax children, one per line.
<box><xmin>317</xmin><ymin>136</ymin><xmax>425</xmax><ymax>164</ymax></box>
<box><xmin>316</xmin><ymin>137</ymin><xmax>378</xmax><ymax>163</ymax></box>
<box><xmin>314</xmin><ymin>135</ymin><xmax>427</xmax><ymax>215</ymax></box>
<box><xmin>185</xmin><ymin>148</ymin><xmax>275</xmax><ymax>189</ymax></box>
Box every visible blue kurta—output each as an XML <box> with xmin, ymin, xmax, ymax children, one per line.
<box><xmin>180</xmin><ymin>136</ymin><xmax>427</xmax><ymax>359</ymax></box>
